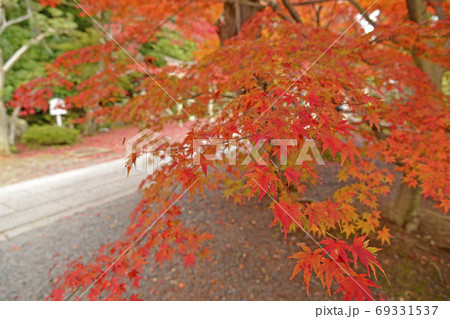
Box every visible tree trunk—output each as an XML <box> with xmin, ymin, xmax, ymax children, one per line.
<box><xmin>0</xmin><ymin>100</ymin><xmax>9</xmax><ymax>154</ymax></box>
<box><xmin>218</xmin><ymin>0</ymin><xmax>263</xmax><ymax>43</ymax></box>
<box><xmin>8</xmin><ymin>106</ymin><xmax>21</xmax><ymax>145</ymax></box>
<box><xmin>83</xmin><ymin>118</ymin><xmax>97</xmax><ymax>135</ymax></box>
<box><xmin>0</xmin><ymin>66</ymin><xmax>10</xmax><ymax>154</ymax></box>
<box><xmin>389</xmin><ymin>0</ymin><xmax>447</xmax><ymax>229</ymax></box>
<box><xmin>389</xmin><ymin>182</ymin><xmax>422</xmax><ymax>232</ymax></box>
<box><xmin>406</xmin><ymin>0</ymin><xmax>447</xmax><ymax>90</ymax></box>
<box><xmin>82</xmin><ymin>15</ymin><xmax>112</xmax><ymax>136</ymax></box>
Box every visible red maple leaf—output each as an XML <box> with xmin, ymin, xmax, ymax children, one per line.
<box><xmin>290</xmin><ymin>245</ymin><xmax>322</xmax><ymax>294</ymax></box>
<box><xmin>335</xmin><ymin>275</ymin><xmax>380</xmax><ymax>301</ymax></box>
<box><xmin>350</xmin><ymin>236</ymin><xmax>385</xmax><ymax>278</ymax></box>
<box><xmin>183</xmin><ymin>254</ymin><xmax>196</xmax><ymax>269</ymax></box>
<box><xmin>273</xmin><ymin>201</ymin><xmax>301</xmax><ymax>237</ymax></box>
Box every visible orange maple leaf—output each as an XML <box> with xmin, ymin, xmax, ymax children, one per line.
<box><xmin>377</xmin><ymin>226</ymin><xmax>392</xmax><ymax>245</ymax></box>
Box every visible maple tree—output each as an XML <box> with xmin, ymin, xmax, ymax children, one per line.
<box><xmin>11</xmin><ymin>0</ymin><xmax>448</xmax><ymax>300</ymax></box>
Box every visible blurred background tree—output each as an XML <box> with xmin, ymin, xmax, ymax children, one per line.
<box><xmin>0</xmin><ymin>0</ymin><xmax>78</xmax><ymax>153</ymax></box>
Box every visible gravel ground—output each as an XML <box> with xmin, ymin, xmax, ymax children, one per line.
<box><xmin>136</xmin><ymin>189</ymin><xmax>326</xmax><ymax>301</ymax></box>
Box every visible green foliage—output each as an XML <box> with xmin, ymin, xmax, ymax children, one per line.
<box><xmin>140</xmin><ymin>29</ymin><xmax>196</xmax><ymax>67</ymax></box>
<box><xmin>1</xmin><ymin>1</ymin><xmax>81</xmax><ymax>101</ymax></box>
<box><xmin>443</xmin><ymin>70</ymin><xmax>450</xmax><ymax>96</ymax></box>
<box><xmin>9</xmin><ymin>145</ymin><xmax>18</xmax><ymax>153</ymax></box>
<box><xmin>21</xmin><ymin>125</ymin><xmax>79</xmax><ymax>145</ymax></box>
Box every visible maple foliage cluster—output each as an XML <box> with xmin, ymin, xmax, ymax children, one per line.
<box><xmin>12</xmin><ymin>0</ymin><xmax>448</xmax><ymax>300</ymax></box>
<box><xmin>9</xmin><ymin>73</ymin><xmax>74</xmax><ymax>116</ymax></box>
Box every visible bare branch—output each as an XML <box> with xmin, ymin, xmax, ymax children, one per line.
<box><xmin>293</xmin><ymin>0</ymin><xmax>377</xmax><ymax>28</ymax></box>
<box><xmin>293</xmin><ymin>0</ymin><xmax>338</xmax><ymax>5</ymax></box>
<box><xmin>348</xmin><ymin>0</ymin><xmax>377</xmax><ymax>27</ymax></box>
<box><xmin>219</xmin><ymin>0</ymin><xmax>297</xmax><ymax>23</ymax></box>
<box><xmin>0</xmin><ymin>12</ymin><xmax>32</xmax><ymax>35</ymax></box>
<box><xmin>223</xmin><ymin>0</ymin><xmax>295</xmax><ymax>23</ymax></box>
<box><xmin>266</xmin><ymin>0</ymin><xmax>295</xmax><ymax>23</ymax></box>
<box><xmin>428</xmin><ymin>0</ymin><xmax>446</xmax><ymax>21</ymax></box>
<box><xmin>225</xmin><ymin>0</ymin><xmax>265</xmax><ymax>7</ymax></box>
<box><xmin>2</xmin><ymin>30</ymin><xmax>53</xmax><ymax>73</ymax></box>
<box><xmin>314</xmin><ymin>4</ymin><xmax>323</xmax><ymax>27</ymax></box>
<box><xmin>281</xmin><ymin>0</ymin><xmax>303</xmax><ymax>23</ymax></box>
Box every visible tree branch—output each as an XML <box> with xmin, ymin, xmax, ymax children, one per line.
<box><xmin>225</xmin><ymin>0</ymin><xmax>265</xmax><ymax>8</ymax></box>
<box><xmin>428</xmin><ymin>0</ymin><xmax>446</xmax><ymax>21</ymax></box>
<box><xmin>1</xmin><ymin>5</ymin><xmax>6</xmax><ymax>26</ymax></box>
<box><xmin>348</xmin><ymin>0</ymin><xmax>377</xmax><ymax>27</ymax></box>
<box><xmin>235</xmin><ymin>1</ymin><xmax>242</xmax><ymax>33</ymax></box>
<box><xmin>267</xmin><ymin>0</ymin><xmax>295</xmax><ymax>23</ymax></box>
<box><xmin>314</xmin><ymin>4</ymin><xmax>323</xmax><ymax>27</ymax></box>
<box><xmin>2</xmin><ymin>30</ymin><xmax>53</xmax><ymax>73</ymax></box>
<box><xmin>293</xmin><ymin>0</ymin><xmax>377</xmax><ymax>28</ymax></box>
<box><xmin>0</xmin><ymin>12</ymin><xmax>32</xmax><ymax>35</ymax></box>
<box><xmin>220</xmin><ymin>0</ymin><xmax>295</xmax><ymax>23</ymax></box>
<box><xmin>281</xmin><ymin>0</ymin><xmax>303</xmax><ymax>23</ymax></box>
<box><xmin>59</xmin><ymin>0</ymin><xmax>79</xmax><ymax>7</ymax></box>
<box><xmin>293</xmin><ymin>0</ymin><xmax>338</xmax><ymax>5</ymax></box>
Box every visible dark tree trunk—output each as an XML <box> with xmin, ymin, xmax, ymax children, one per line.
<box><xmin>406</xmin><ymin>0</ymin><xmax>446</xmax><ymax>90</ymax></box>
<box><xmin>388</xmin><ymin>182</ymin><xmax>422</xmax><ymax>232</ymax></box>
<box><xmin>218</xmin><ymin>0</ymin><xmax>263</xmax><ymax>43</ymax></box>
<box><xmin>8</xmin><ymin>106</ymin><xmax>21</xmax><ymax>145</ymax></box>
<box><xmin>389</xmin><ymin>0</ymin><xmax>447</xmax><ymax>230</ymax></box>
<box><xmin>0</xmin><ymin>100</ymin><xmax>9</xmax><ymax>154</ymax></box>
<box><xmin>0</xmin><ymin>69</ymin><xmax>10</xmax><ymax>154</ymax></box>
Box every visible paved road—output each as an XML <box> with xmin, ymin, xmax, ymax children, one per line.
<box><xmin>0</xmin><ymin>158</ymin><xmax>316</xmax><ymax>301</ymax></box>
<box><xmin>0</xmin><ymin>159</ymin><xmax>146</xmax><ymax>300</ymax></box>
<box><xmin>0</xmin><ymin>159</ymin><xmax>145</xmax><ymax>241</ymax></box>
<box><xmin>0</xmin><ymin>190</ymin><xmax>143</xmax><ymax>300</ymax></box>
<box><xmin>0</xmin><ymin>185</ymin><xmax>315</xmax><ymax>301</ymax></box>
